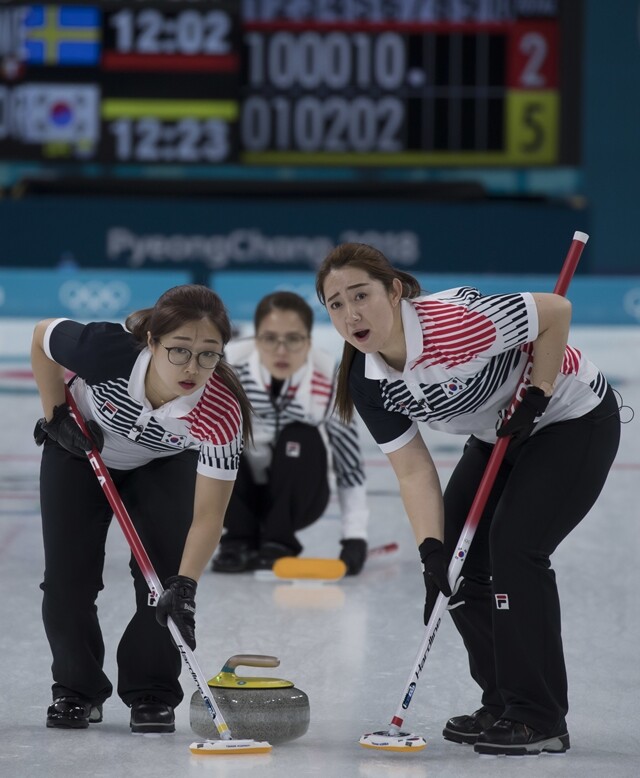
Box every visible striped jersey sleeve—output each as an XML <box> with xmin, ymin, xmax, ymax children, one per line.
<box><xmin>412</xmin><ymin>288</ymin><xmax>538</xmax><ymax>370</ymax></box>
<box><xmin>349</xmin><ymin>350</ymin><xmax>416</xmax><ymax>448</ymax></box>
<box><xmin>325</xmin><ymin>411</ymin><xmax>366</xmax><ymax>488</ymax></box>
<box><xmin>45</xmin><ymin>319</ymin><xmax>139</xmax><ymax>379</ymax></box>
<box><xmin>182</xmin><ymin>373</ymin><xmax>244</xmax><ymax>480</ymax></box>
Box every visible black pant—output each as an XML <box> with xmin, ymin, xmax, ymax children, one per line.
<box><xmin>443</xmin><ymin>387</ymin><xmax>620</xmax><ymax>733</ymax></box>
<box><xmin>222</xmin><ymin>422</ymin><xmax>330</xmax><ymax>554</ymax></box>
<box><xmin>39</xmin><ymin>440</ymin><xmax>197</xmax><ymax>707</ymax></box>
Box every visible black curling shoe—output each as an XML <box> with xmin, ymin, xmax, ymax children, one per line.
<box><xmin>443</xmin><ymin>708</ymin><xmax>498</xmax><ymax>745</ymax></box>
<box><xmin>211</xmin><ymin>540</ymin><xmax>256</xmax><ymax>573</ymax></box>
<box><xmin>46</xmin><ymin>696</ymin><xmax>103</xmax><ymax>729</ymax></box>
<box><xmin>130</xmin><ymin>696</ymin><xmax>175</xmax><ymax>734</ymax></box>
<box><xmin>474</xmin><ymin>718</ymin><xmax>570</xmax><ymax>756</ymax></box>
<box><xmin>254</xmin><ymin>541</ymin><xmax>295</xmax><ymax>570</ymax></box>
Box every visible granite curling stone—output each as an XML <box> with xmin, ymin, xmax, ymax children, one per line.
<box><xmin>190</xmin><ymin>654</ymin><xmax>310</xmax><ymax>744</ymax></box>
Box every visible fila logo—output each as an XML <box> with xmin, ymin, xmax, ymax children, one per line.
<box><xmin>102</xmin><ymin>400</ymin><xmax>118</xmax><ymax>419</ymax></box>
<box><xmin>495</xmin><ymin>594</ymin><xmax>510</xmax><ymax>610</ymax></box>
<box><xmin>286</xmin><ymin>441</ymin><xmax>301</xmax><ymax>457</ymax></box>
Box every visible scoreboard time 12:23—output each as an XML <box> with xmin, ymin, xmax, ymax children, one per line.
<box><xmin>0</xmin><ymin>1</ymin><xmax>580</xmax><ymax>168</ymax></box>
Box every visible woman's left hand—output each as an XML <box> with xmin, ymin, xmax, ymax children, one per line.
<box><xmin>419</xmin><ymin>538</ymin><xmax>452</xmax><ymax>625</ymax></box>
<box><xmin>339</xmin><ymin>538</ymin><xmax>368</xmax><ymax>575</ymax></box>
<box><xmin>156</xmin><ymin>575</ymin><xmax>197</xmax><ymax>650</ymax></box>
<box><xmin>497</xmin><ymin>385</ymin><xmax>550</xmax><ymax>442</ymax></box>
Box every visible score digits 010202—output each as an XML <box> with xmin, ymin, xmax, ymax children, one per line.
<box><xmin>242</xmin><ymin>30</ymin><xmax>408</xmax><ymax>155</ymax></box>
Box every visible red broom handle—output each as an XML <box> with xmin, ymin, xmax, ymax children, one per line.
<box><xmin>64</xmin><ymin>388</ymin><xmax>162</xmax><ymax>597</ymax></box>
<box><xmin>458</xmin><ymin>229</ymin><xmax>588</xmax><ymax>539</ymax></box>
<box><xmin>63</xmin><ymin>387</ymin><xmax>235</xmax><ymax>741</ymax></box>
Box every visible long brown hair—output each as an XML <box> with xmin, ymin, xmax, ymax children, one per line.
<box><xmin>315</xmin><ymin>243</ymin><xmax>422</xmax><ymax>423</ymax></box>
<box><xmin>126</xmin><ymin>284</ymin><xmax>252</xmax><ymax>440</ymax></box>
<box><xmin>254</xmin><ymin>291</ymin><xmax>314</xmax><ymax>334</ymax></box>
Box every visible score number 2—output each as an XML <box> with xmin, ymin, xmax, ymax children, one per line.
<box><xmin>507</xmin><ymin>23</ymin><xmax>558</xmax><ymax>163</ymax></box>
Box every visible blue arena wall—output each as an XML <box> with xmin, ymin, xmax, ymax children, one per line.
<box><xmin>0</xmin><ymin>269</ymin><xmax>190</xmax><ymax>319</ymax></box>
<box><xmin>1</xmin><ymin>269</ymin><xmax>638</xmax><ymax>326</ymax></box>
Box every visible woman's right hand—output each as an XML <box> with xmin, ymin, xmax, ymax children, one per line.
<box><xmin>34</xmin><ymin>403</ymin><xmax>104</xmax><ymax>456</ymax></box>
<box><xmin>419</xmin><ymin>537</ymin><xmax>452</xmax><ymax>625</ymax></box>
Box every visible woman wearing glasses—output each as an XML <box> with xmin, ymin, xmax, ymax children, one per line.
<box><xmin>211</xmin><ymin>291</ymin><xmax>370</xmax><ymax>574</ymax></box>
<box><xmin>31</xmin><ymin>285</ymin><xmax>252</xmax><ymax>734</ymax></box>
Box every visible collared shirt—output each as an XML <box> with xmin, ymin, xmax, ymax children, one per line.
<box><xmin>225</xmin><ymin>339</ymin><xmax>369</xmax><ymax>539</ymax></box>
<box><xmin>349</xmin><ymin>290</ymin><xmax>607</xmax><ymax>453</ymax></box>
<box><xmin>226</xmin><ymin>340</ymin><xmax>365</xmax><ymax>486</ymax></box>
<box><xmin>44</xmin><ymin>319</ymin><xmax>242</xmax><ymax>479</ymax></box>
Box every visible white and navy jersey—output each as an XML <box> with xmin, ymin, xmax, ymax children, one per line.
<box><xmin>350</xmin><ymin>290</ymin><xmax>608</xmax><ymax>454</ymax></box>
<box><xmin>44</xmin><ymin>319</ymin><xmax>243</xmax><ymax>480</ymax></box>
<box><xmin>226</xmin><ymin>340</ymin><xmax>369</xmax><ymax>539</ymax></box>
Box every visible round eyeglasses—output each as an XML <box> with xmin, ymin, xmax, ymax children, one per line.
<box><xmin>159</xmin><ymin>343</ymin><xmax>223</xmax><ymax>370</ymax></box>
<box><xmin>256</xmin><ymin>333</ymin><xmax>309</xmax><ymax>353</ymax></box>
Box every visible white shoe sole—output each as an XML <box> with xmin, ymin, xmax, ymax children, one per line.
<box><xmin>474</xmin><ymin>732</ymin><xmax>570</xmax><ymax>756</ymax></box>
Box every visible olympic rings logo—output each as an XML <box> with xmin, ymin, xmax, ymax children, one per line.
<box><xmin>59</xmin><ymin>280</ymin><xmax>131</xmax><ymax>316</ymax></box>
<box><xmin>623</xmin><ymin>288</ymin><xmax>640</xmax><ymax>323</ymax></box>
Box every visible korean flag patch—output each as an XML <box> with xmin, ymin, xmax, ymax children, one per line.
<box><xmin>441</xmin><ymin>378</ymin><xmax>467</xmax><ymax>398</ymax></box>
<box><xmin>161</xmin><ymin>431</ymin><xmax>187</xmax><ymax>448</ymax></box>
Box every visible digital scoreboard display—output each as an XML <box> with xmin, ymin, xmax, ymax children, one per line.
<box><xmin>0</xmin><ymin>1</ymin><xmax>580</xmax><ymax>168</ymax></box>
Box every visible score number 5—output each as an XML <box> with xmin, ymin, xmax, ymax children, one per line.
<box><xmin>506</xmin><ymin>91</ymin><xmax>558</xmax><ymax>163</ymax></box>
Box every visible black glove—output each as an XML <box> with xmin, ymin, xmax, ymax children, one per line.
<box><xmin>419</xmin><ymin>538</ymin><xmax>452</xmax><ymax>625</ymax></box>
<box><xmin>34</xmin><ymin>403</ymin><xmax>104</xmax><ymax>455</ymax></box>
<box><xmin>496</xmin><ymin>385</ymin><xmax>550</xmax><ymax>443</ymax></box>
<box><xmin>339</xmin><ymin>538</ymin><xmax>368</xmax><ymax>576</ymax></box>
<box><xmin>33</xmin><ymin>418</ymin><xmax>48</xmax><ymax>446</ymax></box>
<box><xmin>156</xmin><ymin>575</ymin><xmax>197</xmax><ymax>650</ymax></box>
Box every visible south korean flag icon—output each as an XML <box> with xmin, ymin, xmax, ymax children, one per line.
<box><xmin>441</xmin><ymin>377</ymin><xmax>467</xmax><ymax>398</ymax></box>
<box><xmin>161</xmin><ymin>431</ymin><xmax>187</xmax><ymax>448</ymax></box>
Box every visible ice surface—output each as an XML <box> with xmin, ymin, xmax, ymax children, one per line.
<box><xmin>1</xmin><ymin>322</ymin><xmax>638</xmax><ymax>778</ymax></box>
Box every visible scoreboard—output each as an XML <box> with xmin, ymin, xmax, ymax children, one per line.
<box><xmin>0</xmin><ymin>0</ymin><xmax>581</xmax><ymax>168</ymax></box>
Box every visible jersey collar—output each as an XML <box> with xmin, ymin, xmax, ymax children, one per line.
<box><xmin>363</xmin><ymin>298</ymin><xmax>424</xmax><ymax>380</ymax></box>
<box><xmin>128</xmin><ymin>348</ymin><xmax>204</xmax><ymax>417</ymax></box>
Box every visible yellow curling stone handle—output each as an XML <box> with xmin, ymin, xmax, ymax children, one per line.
<box><xmin>207</xmin><ymin>654</ymin><xmax>294</xmax><ymax>689</ymax></box>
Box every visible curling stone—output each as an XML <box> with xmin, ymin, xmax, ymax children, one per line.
<box><xmin>190</xmin><ymin>654</ymin><xmax>310</xmax><ymax>744</ymax></box>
